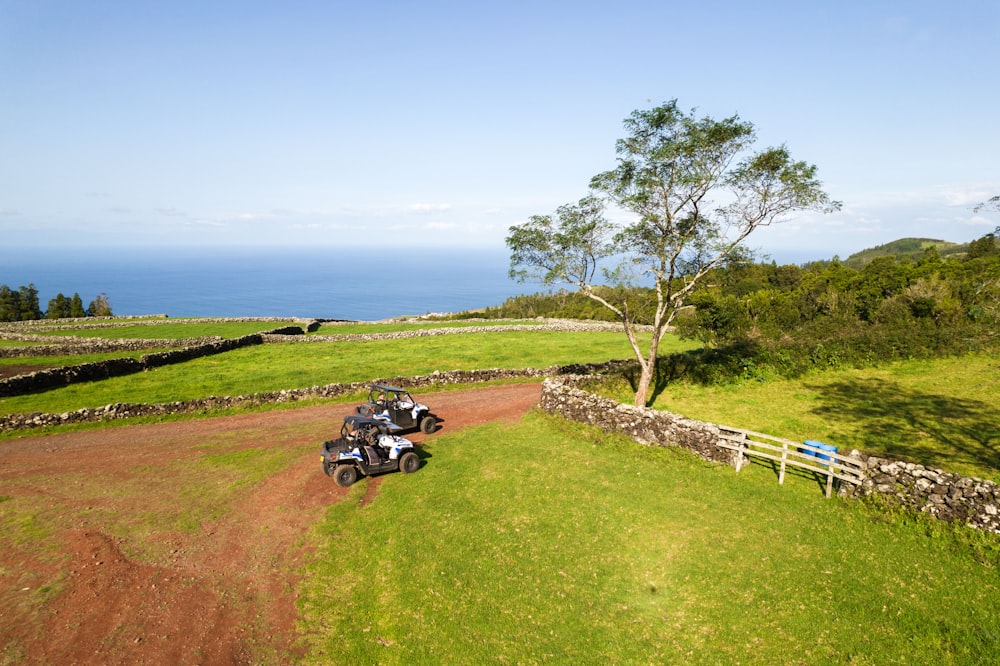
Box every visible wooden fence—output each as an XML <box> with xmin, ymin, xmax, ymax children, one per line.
<box><xmin>716</xmin><ymin>427</ymin><xmax>866</xmax><ymax>498</ymax></box>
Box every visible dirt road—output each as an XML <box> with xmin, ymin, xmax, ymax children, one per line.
<box><xmin>0</xmin><ymin>382</ymin><xmax>543</xmax><ymax>665</ymax></box>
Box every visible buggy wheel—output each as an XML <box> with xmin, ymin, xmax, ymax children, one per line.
<box><xmin>333</xmin><ymin>465</ymin><xmax>358</xmax><ymax>487</ymax></box>
<box><xmin>399</xmin><ymin>451</ymin><xmax>420</xmax><ymax>474</ymax></box>
<box><xmin>322</xmin><ymin>460</ymin><xmax>335</xmax><ymax>477</ymax></box>
<box><xmin>419</xmin><ymin>415</ymin><xmax>437</xmax><ymax>434</ymax></box>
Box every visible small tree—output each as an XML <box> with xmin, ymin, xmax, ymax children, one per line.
<box><xmin>18</xmin><ymin>284</ymin><xmax>42</xmax><ymax>321</ymax></box>
<box><xmin>70</xmin><ymin>293</ymin><xmax>87</xmax><ymax>318</ymax></box>
<box><xmin>87</xmin><ymin>293</ymin><xmax>113</xmax><ymax>317</ymax></box>
<box><xmin>0</xmin><ymin>285</ymin><xmax>20</xmax><ymax>322</ymax></box>
<box><xmin>47</xmin><ymin>293</ymin><xmax>70</xmax><ymax>319</ymax></box>
<box><xmin>507</xmin><ymin>100</ymin><xmax>839</xmax><ymax>406</ymax></box>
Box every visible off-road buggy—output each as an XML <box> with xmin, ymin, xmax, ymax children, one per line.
<box><xmin>355</xmin><ymin>383</ymin><xmax>437</xmax><ymax>434</ymax></box>
<box><xmin>321</xmin><ymin>414</ymin><xmax>420</xmax><ymax>487</ymax></box>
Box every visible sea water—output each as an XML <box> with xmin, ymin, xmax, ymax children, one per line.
<box><xmin>1</xmin><ymin>246</ymin><xmax>531</xmax><ymax>320</ymax></box>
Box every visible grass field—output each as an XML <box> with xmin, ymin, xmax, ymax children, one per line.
<box><xmin>298</xmin><ymin>412</ymin><xmax>1000</xmax><ymax>664</ymax></box>
<box><xmin>0</xmin><ymin>330</ymin><xmax>695</xmax><ymax>417</ymax></box>
<box><xmin>588</xmin><ymin>352</ymin><xmax>1000</xmax><ymax>483</ymax></box>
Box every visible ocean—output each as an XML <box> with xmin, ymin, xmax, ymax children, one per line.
<box><xmin>2</xmin><ymin>246</ymin><xmax>531</xmax><ymax>320</ymax></box>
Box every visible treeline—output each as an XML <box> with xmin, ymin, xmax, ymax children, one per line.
<box><xmin>470</xmin><ymin>229</ymin><xmax>1000</xmax><ymax>382</ymax></box>
<box><xmin>465</xmin><ymin>286</ymin><xmax>654</xmax><ymax>323</ymax></box>
<box><xmin>0</xmin><ymin>284</ymin><xmax>113</xmax><ymax>322</ymax></box>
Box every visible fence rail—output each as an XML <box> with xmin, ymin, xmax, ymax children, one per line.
<box><xmin>717</xmin><ymin>427</ymin><xmax>866</xmax><ymax>498</ymax></box>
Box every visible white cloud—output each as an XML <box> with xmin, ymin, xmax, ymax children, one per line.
<box><xmin>852</xmin><ymin>182</ymin><xmax>1000</xmax><ymax>209</ymax></box>
<box><xmin>154</xmin><ymin>207</ymin><xmax>186</xmax><ymax>217</ymax></box>
<box><xmin>407</xmin><ymin>203</ymin><xmax>452</xmax><ymax>214</ymax></box>
<box><xmin>190</xmin><ymin>218</ymin><xmax>227</xmax><ymax>228</ymax></box>
<box><xmin>424</xmin><ymin>222</ymin><xmax>457</xmax><ymax>231</ymax></box>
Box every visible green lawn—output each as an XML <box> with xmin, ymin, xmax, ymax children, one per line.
<box><xmin>594</xmin><ymin>352</ymin><xmax>1000</xmax><ymax>483</ymax></box>
<box><xmin>298</xmin><ymin>411</ymin><xmax>1000</xmax><ymax>665</ymax></box>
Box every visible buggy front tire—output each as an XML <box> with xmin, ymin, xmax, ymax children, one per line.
<box><xmin>419</xmin><ymin>415</ymin><xmax>437</xmax><ymax>434</ymax></box>
<box><xmin>399</xmin><ymin>451</ymin><xmax>420</xmax><ymax>474</ymax></box>
<box><xmin>333</xmin><ymin>465</ymin><xmax>358</xmax><ymax>487</ymax></box>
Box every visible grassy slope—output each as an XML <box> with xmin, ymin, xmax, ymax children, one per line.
<box><xmin>298</xmin><ymin>412</ymin><xmax>1000</xmax><ymax>665</ymax></box>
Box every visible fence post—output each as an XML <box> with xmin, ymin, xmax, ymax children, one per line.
<box><xmin>779</xmin><ymin>441</ymin><xmax>788</xmax><ymax>485</ymax></box>
<box><xmin>734</xmin><ymin>432</ymin><xmax>746</xmax><ymax>473</ymax></box>
<box><xmin>826</xmin><ymin>457</ymin><xmax>835</xmax><ymax>498</ymax></box>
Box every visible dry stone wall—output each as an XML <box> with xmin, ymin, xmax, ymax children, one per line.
<box><xmin>0</xmin><ymin>333</ymin><xmax>269</xmax><ymax>397</ymax></box>
<box><xmin>0</xmin><ymin>336</ymin><xmax>213</xmax><ymax>357</ymax></box>
<box><xmin>845</xmin><ymin>455</ymin><xmax>1000</xmax><ymax>533</ymax></box>
<box><xmin>0</xmin><ymin>317</ymin><xmax>311</xmax><ymax>357</ymax></box>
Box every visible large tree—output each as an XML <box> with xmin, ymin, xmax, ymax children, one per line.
<box><xmin>507</xmin><ymin>100</ymin><xmax>840</xmax><ymax>407</ymax></box>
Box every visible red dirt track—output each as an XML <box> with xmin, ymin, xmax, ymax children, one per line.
<box><xmin>0</xmin><ymin>383</ymin><xmax>542</xmax><ymax>665</ymax></box>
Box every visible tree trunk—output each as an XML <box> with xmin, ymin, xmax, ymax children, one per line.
<box><xmin>633</xmin><ymin>361</ymin><xmax>654</xmax><ymax>407</ymax></box>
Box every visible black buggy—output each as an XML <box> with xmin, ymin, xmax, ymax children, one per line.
<box><xmin>321</xmin><ymin>415</ymin><xmax>420</xmax><ymax>487</ymax></box>
<box><xmin>355</xmin><ymin>384</ymin><xmax>438</xmax><ymax>434</ymax></box>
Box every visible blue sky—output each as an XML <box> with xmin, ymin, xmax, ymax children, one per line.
<box><xmin>2</xmin><ymin>0</ymin><xmax>998</xmax><ymax>263</ymax></box>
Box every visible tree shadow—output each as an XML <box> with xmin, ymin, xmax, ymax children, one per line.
<box><xmin>645</xmin><ymin>341</ymin><xmax>761</xmax><ymax>406</ymax></box>
<box><xmin>804</xmin><ymin>377</ymin><xmax>1000</xmax><ymax>478</ymax></box>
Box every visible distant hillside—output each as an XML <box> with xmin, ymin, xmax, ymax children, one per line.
<box><xmin>842</xmin><ymin>237</ymin><xmax>966</xmax><ymax>269</ymax></box>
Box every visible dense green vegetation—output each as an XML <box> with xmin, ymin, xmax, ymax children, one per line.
<box><xmin>451</xmin><ymin>286</ymin><xmax>651</xmax><ymax>323</ymax></box>
<box><xmin>299</xmin><ymin>412</ymin><xmax>1000</xmax><ymax>664</ymax></box>
<box><xmin>478</xmin><ymin>229</ymin><xmax>1000</xmax><ymax>388</ymax></box>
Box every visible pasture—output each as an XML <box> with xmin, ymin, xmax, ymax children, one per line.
<box><xmin>1</xmin><ymin>318</ymin><xmax>997</xmax><ymax>663</ymax></box>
